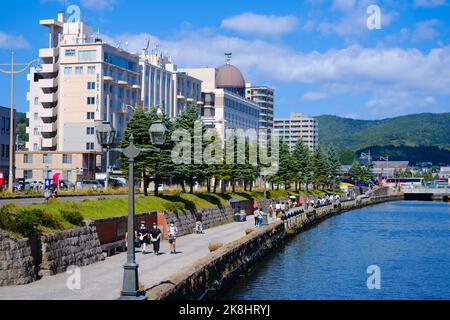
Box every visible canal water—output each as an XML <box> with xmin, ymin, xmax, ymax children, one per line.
<box><xmin>225</xmin><ymin>201</ymin><xmax>450</xmax><ymax>300</ymax></box>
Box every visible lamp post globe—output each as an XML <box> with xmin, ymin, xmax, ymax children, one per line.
<box><xmin>96</xmin><ymin>122</ymin><xmax>116</xmax><ymax>189</ymax></box>
<box><xmin>149</xmin><ymin>108</ymin><xmax>167</xmax><ymax>146</ymax></box>
<box><xmin>96</xmin><ymin>121</ymin><xmax>116</xmax><ymax>148</ymax></box>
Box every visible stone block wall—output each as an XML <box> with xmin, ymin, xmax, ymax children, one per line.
<box><xmin>147</xmin><ymin>221</ymin><xmax>286</xmax><ymax>300</ymax></box>
<box><xmin>39</xmin><ymin>224</ymin><xmax>104</xmax><ymax>277</ymax></box>
<box><xmin>164</xmin><ymin>205</ymin><xmax>235</xmax><ymax>237</ymax></box>
<box><xmin>0</xmin><ymin>231</ymin><xmax>35</xmax><ymax>286</ymax></box>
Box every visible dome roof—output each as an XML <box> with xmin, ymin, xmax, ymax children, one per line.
<box><xmin>216</xmin><ymin>64</ymin><xmax>245</xmax><ymax>89</ymax></box>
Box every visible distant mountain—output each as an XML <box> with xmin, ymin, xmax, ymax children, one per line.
<box><xmin>315</xmin><ymin>113</ymin><xmax>450</xmax><ymax>152</ymax></box>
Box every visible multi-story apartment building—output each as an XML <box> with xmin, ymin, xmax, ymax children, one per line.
<box><xmin>274</xmin><ymin>113</ymin><xmax>319</xmax><ymax>152</ymax></box>
<box><xmin>0</xmin><ymin>107</ymin><xmax>15</xmax><ymax>188</ymax></box>
<box><xmin>180</xmin><ymin>62</ymin><xmax>260</xmax><ymax>143</ymax></box>
<box><xmin>16</xmin><ymin>13</ymin><xmax>204</xmax><ymax>185</ymax></box>
<box><xmin>140</xmin><ymin>47</ymin><xmax>202</xmax><ymax>118</ymax></box>
<box><xmin>246</xmin><ymin>84</ymin><xmax>274</xmax><ymax>135</ymax></box>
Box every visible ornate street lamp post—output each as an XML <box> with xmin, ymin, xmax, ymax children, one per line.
<box><xmin>120</xmin><ymin>108</ymin><xmax>167</xmax><ymax>299</ymax></box>
<box><xmin>96</xmin><ymin>122</ymin><xmax>116</xmax><ymax>189</ymax></box>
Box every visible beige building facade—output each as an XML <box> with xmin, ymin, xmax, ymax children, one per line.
<box><xmin>274</xmin><ymin>113</ymin><xmax>319</xmax><ymax>152</ymax></box>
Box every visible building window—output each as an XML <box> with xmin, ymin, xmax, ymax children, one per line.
<box><xmin>65</xmin><ymin>49</ymin><xmax>76</xmax><ymax>57</ymax></box>
<box><xmin>34</xmin><ymin>128</ymin><xmax>39</xmax><ymax>136</ymax></box>
<box><xmin>87</xmin><ymin>97</ymin><xmax>96</xmax><ymax>105</ymax></box>
<box><xmin>87</xmin><ymin>66</ymin><xmax>96</xmax><ymax>74</ymax></box>
<box><xmin>43</xmin><ymin>154</ymin><xmax>52</xmax><ymax>164</ymax></box>
<box><xmin>86</xmin><ymin>127</ymin><xmax>95</xmax><ymax>135</ymax></box>
<box><xmin>34</xmin><ymin>113</ymin><xmax>39</xmax><ymax>121</ymax></box>
<box><xmin>78</xmin><ymin>50</ymin><xmax>96</xmax><ymax>62</ymax></box>
<box><xmin>24</xmin><ymin>170</ymin><xmax>33</xmax><ymax>180</ymax></box>
<box><xmin>34</xmin><ymin>97</ymin><xmax>39</xmax><ymax>105</ymax></box>
<box><xmin>86</xmin><ymin>143</ymin><xmax>95</xmax><ymax>150</ymax></box>
<box><xmin>75</xmin><ymin>66</ymin><xmax>84</xmax><ymax>75</ymax></box>
<box><xmin>87</xmin><ymin>112</ymin><xmax>95</xmax><ymax>120</ymax></box>
<box><xmin>33</xmin><ymin>143</ymin><xmax>38</xmax><ymax>151</ymax></box>
<box><xmin>87</xmin><ymin>82</ymin><xmax>96</xmax><ymax>90</ymax></box>
<box><xmin>62</xmin><ymin>154</ymin><xmax>72</xmax><ymax>164</ymax></box>
<box><xmin>64</xmin><ymin>67</ymin><xmax>72</xmax><ymax>75</ymax></box>
<box><xmin>62</xmin><ymin>170</ymin><xmax>72</xmax><ymax>181</ymax></box>
<box><xmin>24</xmin><ymin>154</ymin><xmax>33</xmax><ymax>164</ymax></box>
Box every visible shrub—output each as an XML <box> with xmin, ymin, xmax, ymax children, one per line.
<box><xmin>0</xmin><ymin>203</ymin><xmax>19</xmax><ymax>229</ymax></box>
<box><xmin>41</xmin><ymin>211</ymin><xmax>62</xmax><ymax>229</ymax></box>
<box><xmin>208</xmin><ymin>242</ymin><xmax>224</xmax><ymax>252</ymax></box>
<box><xmin>245</xmin><ymin>228</ymin><xmax>254</xmax><ymax>235</ymax></box>
<box><xmin>10</xmin><ymin>209</ymin><xmax>45</xmax><ymax>237</ymax></box>
<box><xmin>60</xmin><ymin>210</ymin><xmax>85</xmax><ymax>227</ymax></box>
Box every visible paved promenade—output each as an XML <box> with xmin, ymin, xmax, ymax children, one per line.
<box><xmin>0</xmin><ymin>218</ymin><xmax>258</xmax><ymax>300</ymax></box>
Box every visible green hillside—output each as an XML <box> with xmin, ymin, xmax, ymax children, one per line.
<box><xmin>316</xmin><ymin>113</ymin><xmax>450</xmax><ymax>151</ymax></box>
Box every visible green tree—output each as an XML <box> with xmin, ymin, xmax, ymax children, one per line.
<box><xmin>349</xmin><ymin>160</ymin><xmax>362</xmax><ymax>183</ymax></box>
<box><xmin>327</xmin><ymin>145</ymin><xmax>341</xmax><ymax>187</ymax></box>
<box><xmin>172</xmin><ymin>104</ymin><xmax>210</xmax><ymax>194</ymax></box>
<box><xmin>312</xmin><ymin>146</ymin><xmax>329</xmax><ymax>189</ymax></box>
<box><xmin>120</xmin><ymin>107</ymin><xmax>173</xmax><ymax>196</ymax></box>
<box><xmin>292</xmin><ymin>140</ymin><xmax>311</xmax><ymax>191</ymax></box>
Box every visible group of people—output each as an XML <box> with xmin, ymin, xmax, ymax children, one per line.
<box><xmin>304</xmin><ymin>194</ymin><xmax>342</xmax><ymax>209</ymax></box>
<box><xmin>129</xmin><ymin>220</ymin><xmax>179</xmax><ymax>256</ymax></box>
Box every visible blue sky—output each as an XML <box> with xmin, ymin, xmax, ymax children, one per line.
<box><xmin>1</xmin><ymin>0</ymin><xmax>450</xmax><ymax>119</ymax></box>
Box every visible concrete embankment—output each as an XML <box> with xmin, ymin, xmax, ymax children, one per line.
<box><xmin>147</xmin><ymin>194</ymin><xmax>403</xmax><ymax>300</ymax></box>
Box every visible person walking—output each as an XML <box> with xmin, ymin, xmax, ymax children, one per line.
<box><xmin>138</xmin><ymin>221</ymin><xmax>149</xmax><ymax>255</ymax></box>
<box><xmin>254</xmin><ymin>208</ymin><xmax>259</xmax><ymax>227</ymax></box>
<box><xmin>268</xmin><ymin>202</ymin><xmax>274</xmax><ymax>221</ymax></box>
<box><xmin>150</xmin><ymin>223</ymin><xmax>162</xmax><ymax>255</ymax></box>
<box><xmin>195</xmin><ymin>210</ymin><xmax>204</xmax><ymax>234</ymax></box>
<box><xmin>168</xmin><ymin>221</ymin><xmax>178</xmax><ymax>254</ymax></box>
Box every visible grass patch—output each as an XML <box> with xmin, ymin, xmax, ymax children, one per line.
<box><xmin>208</xmin><ymin>242</ymin><xmax>224</xmax><ymax>252</ymax></box>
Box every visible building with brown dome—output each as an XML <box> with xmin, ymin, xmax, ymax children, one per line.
<box><xmin>180</xmin><ymin>61</ymin><xmax>261</xmax><ymax>143</ymax></box>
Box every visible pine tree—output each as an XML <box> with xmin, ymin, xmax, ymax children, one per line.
<box><xmin>120</xmin><ymin>106</ymin><xmax>173</xmax><ymax>196</ymax></box>
<box><xmin>292</xmin><ymin>140</ymin><xmax>311</xmax><ymax>191</ymax></box>
<box><xmin>172</xmin><ymin>104</ymin><xmax>210</xmax><ymax>194</ymax></box>
<box><xmin>326</xmin><ymin>145</ymin><xmax>341</xmax><ymax>187</ymax></box>
<box><xmin>312</xmin><ymin>146</ymin><xmax>330</xmax><ymax>189</ymax></box>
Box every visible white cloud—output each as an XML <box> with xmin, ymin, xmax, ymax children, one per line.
<box><xmin>108</xmin><ymin>27</ymin><xmax>450</xmax><ymax>117</ymax></box>
<box><xmin>412</xmin><ymin>19</ymin><xmax>441</xmax><ymax>42</ymax></box>
<box><xmin>317</xmin><ymin>0</ymin><xmax>396</xmax><ymax>37</ymax></box>
<box><xmin>221</xmin><ymin>12</ymin><xmax>298</xmax><ymax>37</ymax></box>
<box><xmin>0</xmin><ymin>31</ymin><xmax>30</xmax><ymax>49</ymax></box>
<box><xmin>302</xmin><ymin>92</ymin><xmax>329</xmax><ymax>101</ymax></box>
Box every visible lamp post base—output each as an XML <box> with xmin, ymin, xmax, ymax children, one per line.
<box><xmin>120</xmin><ymin>262</ymin><xmax>143</xmax><ymax>299</ymax></box>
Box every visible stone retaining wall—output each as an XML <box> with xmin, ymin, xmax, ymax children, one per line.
<box><xmin>164</xmin><ymin>205</ymin><xmax>235</xmax><ymax>237</ymax></box>
<box><xmin>149</xmin><ymin>194</ymin><xmax>403</xmax><ymax>300</ymax></box>
<box><xmin>0</xmin><ymin>231</ymin><xmax>35</xmax><ymax>286</ymax></box>
<box><xmin>147</xmin><ymin>221</ymin><xmax>286</xmax><ymax>300</ymax></box>
<box><xmin>39</xmin><ymin>224</ymin><xmax>104</xmax><ymax>277</ymax></box>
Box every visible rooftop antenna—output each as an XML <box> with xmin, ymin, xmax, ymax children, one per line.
<box><xmin>225</xmin><ymin>39</ymin><xmax>232</xmax><ymax>64</ymax></box>
<box><xmin>225</xmin><ymin>52</ymin><xmax>232</xmax><ymax>65</ymax></box>
<box><xmin>143</xmin><ymin>38</ymin><xmax>150</xmax><ymax>55</ymax></box>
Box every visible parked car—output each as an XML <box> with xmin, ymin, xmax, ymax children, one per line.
<box><xmin>59</xmin><ymin>180</ymin><xmax>74</xmax><ymax>191</ymax></box>
<box><xmin>13</xmin><ymin>182</ymin><xmax>23</xmax><ymax>192</ymax></box>
<box><xmin>109</xmin><ymin>178</ymin><xmax>127</xmax><ymax>188</ymax></box>
<box><xmin>81</xmin><ymin>180</ymin><xmax>103</xmax><ymax>191</ymax></box>
<box><xmin>25</xmin><ymin>181</ymin><xmax>44</xmax><ymax>191</ymax></box>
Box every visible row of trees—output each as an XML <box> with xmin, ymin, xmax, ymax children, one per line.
<box><xmin>120</xmin><ymin>105</ymin><xmax>342</xmax><ymax>195</ymax></box>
